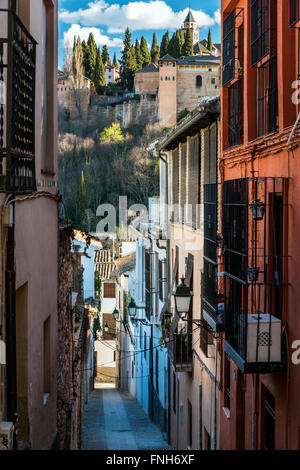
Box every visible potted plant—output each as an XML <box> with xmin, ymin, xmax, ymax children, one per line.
<box><xmin>249</xmin><ymin>200</ymin><xmax>265</xmax><ymax>220</ymax></box>
<box><xmin>248</xmin><ymin>267</ymin><xmax>260</xmax><ymax>282</ymax></box>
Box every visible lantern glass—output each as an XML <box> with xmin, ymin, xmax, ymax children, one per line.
<box><xmin>104</xmin><ymin>323</ymin><xmax>109</xmax><ymax>333</ymax></box>
<box><xmin>113</xmin><ymin>308</ymin><xmax>119</xmax><ymax>320</ymax></box>
<box><xmin>175</xmin><ymin>295</ymin><xmax>191</xmax><ymax>314</ymax></box>
<box><xmin>128</xmin><ymin>299</ymin><xmax>136</xmax><ymax>318</ymax></box>
<box><xmin>172</xmin><ymin>276</ymin><xmax>193</xmax><ymax>316</ymax></box>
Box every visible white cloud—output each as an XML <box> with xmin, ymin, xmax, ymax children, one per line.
<box><xmin>63</xmin><ymin>23</ymin><xmax>123</xmax><ymax>48</ymax></box>
<box><xmin>59</xmin><ymin>1</ymin><xmax>219</xmax><ymax>31</ymax></box>
<box><xmin>214</xmin><ymin>9</ymin><xmax>221</xmax><ymax>25</ymax></box>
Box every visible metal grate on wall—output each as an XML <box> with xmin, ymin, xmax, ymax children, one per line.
<box><xmin>251</xmin><ymin>0</ymin><xmax>270</xmax><ymax>66</ymax></box>
<box><xmin>0</xmin><ymin>9</ymin><xmax>36</xmax><ymax>193</ymax></box>
<box><xmin>258</xmin><ymin>55</ymin><xmax>278</xmax><ymax>138</ymax></box>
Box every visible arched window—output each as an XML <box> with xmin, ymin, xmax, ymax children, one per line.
<box><xmin>196</xmin><ymin>75</ymin><xmax>202</xmax><ymax>87</ymax></box>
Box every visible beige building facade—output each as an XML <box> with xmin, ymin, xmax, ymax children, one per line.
<box><xmin>157</xmin><ymin>98</ymin><xmax>221</xmax><ymax>449</ymax></box>
<box><xmin>0</xmin><ymin>0</ymin><xmax>59</xmax><ymax>450</ymax></box>
<box><xmin>134</xmin><ymin>55</ymin><xmax>220</xmax><ymax>126</ymax></box>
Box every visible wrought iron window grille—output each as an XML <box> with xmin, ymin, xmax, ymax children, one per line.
<box><xmin>222</xmin><ymin>8</ymin><xmax>244</xmax><ymax>86</ymax></box>
<box><xmin>222</xmin><ymin>177</ymin><xmax>290</xmax><ymax>373</ymax></box>
<box><xmin>0</xmin><ymin>8</ymin><xmax>37</xmax><ymax>193</ymax></box>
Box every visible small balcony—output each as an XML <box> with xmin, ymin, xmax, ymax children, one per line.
<box><xmin>0</xmin><ymin>8</ymin><xmax>36</xmax><ymax>193</ymax></box>
<box><xmin>222</xmin><ymin>177</ymin><xmax>289</xmax><ymax>374</ymax></box>
<box><xmin>173</xmin><ymin>329</ymin><xmax>193</xmax><ymax>372</ymax></box>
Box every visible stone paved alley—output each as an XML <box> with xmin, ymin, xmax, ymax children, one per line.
<box><xmin>82</xmin><ymin>384</ymin><xmax>170</xmax><ymax>450</ymax></box>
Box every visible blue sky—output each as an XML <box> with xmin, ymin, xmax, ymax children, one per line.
<box><xmin>58</xmin><ymin>0</ymin><xmax>221</xmax><ymax>68</ymax></box>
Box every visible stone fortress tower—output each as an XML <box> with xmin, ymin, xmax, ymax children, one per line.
<box><xmin>181</xmin><ymin>9</ymin><xmax>199</xmax><ymax>45</ymax></box>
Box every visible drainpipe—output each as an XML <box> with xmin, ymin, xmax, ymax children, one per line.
<box><xmin>213</xmin><ymin>343</ymin><xmax>218</xmax><ymax>450</ymax></box>
<box><xmin>5</xmin><ymin>203</ymin><xmax>17</xmax><ymax>441</ymax></box>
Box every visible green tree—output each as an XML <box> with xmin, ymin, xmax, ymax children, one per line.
<box><xmin>207</xmin><ymin>29</ymin><xmax>213</xmax><ymax>52</ymax></box>
<box><xmin>86</xmin><ymin>32</ymin><xmax>98</xmax><ymax>79</ymax></box>
<box><xmin>182</xmin><ymin>28</ymin><xmax>194</xmax><ymax>56</ymax></box>
<box><xmin>168</xmin><ymin>30</ymin><xmax>183</xmax><ymax>58</ymax></box>
<box><xmin>120</xmin><ymin>28</ymin><xmax>137</xmax><ymax>90</ymax></box>
<box><xmin>78</xmin><ymin>170</ymin><xmax>87</xmax><ymax>224</ymax></box>
<box><xmin>93</xmin><ymin>48</ymin><xmax>106</xmax><ymax>94</ymax></box>
<box><xmin>82</xmin><ymin>39</ymin><xmax>89</xmax><ymax>76</ymax></box>
<box><xmin>72</xmin><ymin>36</ymin><xmax>83</xmax><ymax>76</ymax></box>
<box><xmin>140</xmin><ymin>36</ymin><xmax>151</xmax><ymax>67</ymax></box>
<box><xmin>99</xmin><ymin>122</ymin><xmax>124</xmax><ymax>144</ymax></box>
<box><xmin>150</xmin><ymin>32</ymin><xmax>160</xmax><ymax>65</ymax></box>
<box><xmin>160</xmin><ymin>31</ymin><xmax>169</xmax><ymax>57</ymax></box>
<box><xmin>135</xmin><ymin>39</ymin><xmax>143</xmax><ymax>70</ymax></box>
<box><xmin>102</xmin><ymin>45</ymin><xmax>111</xmax><ymax>65</ymax></box>
<box><xmin>112</xmin><ymin>52</ymin><xmax>119</xmax><ymax>69</ymax></box>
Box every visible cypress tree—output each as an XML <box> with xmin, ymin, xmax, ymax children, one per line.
<box><xmin>78</xmin><ymin>171</ymin><xmax>87</xmax><ymax>225</ymax></box>
<box><xmin>140</xmin><ymin>36</ymin><xmax>151</xmax><ymax>67</ymax></box>
<box><xmin>182</xmin><ymin>28</ymin><xmax>194</xmax><ymax>56</ymax></box>
<box><xmin>93</xmin><ymin>48</ymin><xmax>106</xmax><ymax>94</ymax></box>
<box><xmin>168</xmin><ymin>30</ymin><xmax>183</xmax><ymax>58</ymax></box>
<box><xmin>112</xmin><ymin>52</ymin><xmax>119</xmax><ymax>69</ymax></box>
<box><xmin>102</xmin><ymin>45</ymin><xmax>111</xmax><ymax>66</ymax></box>
<box><xmin>150</xmin><ymin>32</ymin><xmax>160</xmax><ymax>65</ymax></box>
<box><xmin>160</xmin><ymin>31</ymin><xmax>170</xmax><ymax>57</ymax></box>
<box><xmin>82</xmin><ymin>39</ymin><xmax>89</xmax><ymax>76</ymax></box>
<box><xmin>120</xmin><ymin>28</ymin><xmax>137</xmax><ymax>90</ymax></box>
<box><xmin>207</xmin><ymin>29</ymin><xmax>213</xmax><ymax>52</ymax></box>
<box><xmin>135</xmin><ymin>39</ymin><xmax>143</xmax><ymax>70</ymax></box>
<box><xmin>86</xmin><ymin>32</ymin><xmax>98</xmax><ymax>79</ymax></box>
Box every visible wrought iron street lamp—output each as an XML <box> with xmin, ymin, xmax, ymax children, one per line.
<box><xmin>113</xmin><ymin>307</ymin><xmax>119</xmax><ymax>321</ymax></box>
<box><xmin>171</xmin><ymin>276</ymin><xmax>219</xmax><ymax>339</ymax></box>
<box><xmin>127</xmin><ymin>298</ymin><xmax>151</xmax><ymax>326</ymax></box>
<box><xmin>172</xmin><ymin>277</ymin><xmax>193</xmax><ymax>318</ymax></box>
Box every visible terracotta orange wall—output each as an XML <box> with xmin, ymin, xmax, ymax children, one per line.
<box><xmin>220</xmin><ymin>0</ymin><xmax>300</xmax><ymax>450</ymax></box>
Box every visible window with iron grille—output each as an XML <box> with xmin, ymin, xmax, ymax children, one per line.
<box><xmin>228</xmin><ymin>78</ymin><xmax>243</xmax><ymax>148</ymax></box>
<box><xmin>0</xmin><ymin>9</ymin><xmax>36</xmax><ymax>193</ymax></box>
<box><xmin>222</xmin><ymin>178</ymin><xmax>287</xmax><ymax>367</ymax></box>
<box><xmin>257</xmin><ymin>55</ymin><xmax>278</xmax><ymax>137</ymax></box>
<box><xmin>222</xmin><ymin>9</ymin><xmax>236</xmax><ymax>85</ymax></box>
<box><xmin>203</xmin><ymin>184</ymin><xmax>218</xmax><ymax>324</ymax></box>
<box><xmin>289</xmin><ymin>0</ymin><xmax>300</xmax><ymax>27</ymax></box>
<box><xmin>103</xmin><ymin>282</ymin><xmax>116</xmax><ymax>298</ymax></box>
<box><xmin>145</xmin><ymin>250</ymin><xmax>151</xmax><ymax>319</ymax></box>
<box><xmin>251</xmin><ymin>0</ymin><xmax>270</xmax><ymax>66</ymax></box>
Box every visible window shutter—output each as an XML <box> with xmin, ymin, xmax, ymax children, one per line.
<box><xmin>251</xmin><ymin>0</ymin><xmax>270</xmax><ymax>66</ymax></box>
<box><xmin>222</xmin><ymin>9</ymin><xmax>236</xmax><ymax>85</ymax></box>
<box><xmin>181</xmin><ymin>143</ymin><xmax>187</xmax><ymax>222</ymax></box>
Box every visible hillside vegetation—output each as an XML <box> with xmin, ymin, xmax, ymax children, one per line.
<box><xmin>58</xmin><ymin>120</ymin><xmax>161</xmax><ymax>232</ymax></box>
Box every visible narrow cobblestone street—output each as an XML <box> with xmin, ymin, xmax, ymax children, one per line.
<box><xmin>82</xmin><ymin>384</ymin><xmax>170</xmax><ymax>450</ymax></box>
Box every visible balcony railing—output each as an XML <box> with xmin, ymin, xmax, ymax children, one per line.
<box><xmin>0</xmin><ymin>9</ymin><xmax>36</xmax><ymax>193</ymax></box>
<box><xmin>173</xmin><ymin>329</ymin><xmax>193</xmax><ymax>372</ymax></box>
<box><xmin>289</xmin><ymin>0</ymin><xmax>300</xmax><ymax>27</ymax></box>
<box><xmin>222</xmin><ymin>177</ymin><xmax>289</xmax><ymax>374</ymax></box>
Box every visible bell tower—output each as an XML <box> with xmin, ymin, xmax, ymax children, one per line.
<box><xmin>182</xmin><ymin>9</ymin><xmax>199</xmax><ymax>45</ymax></box>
